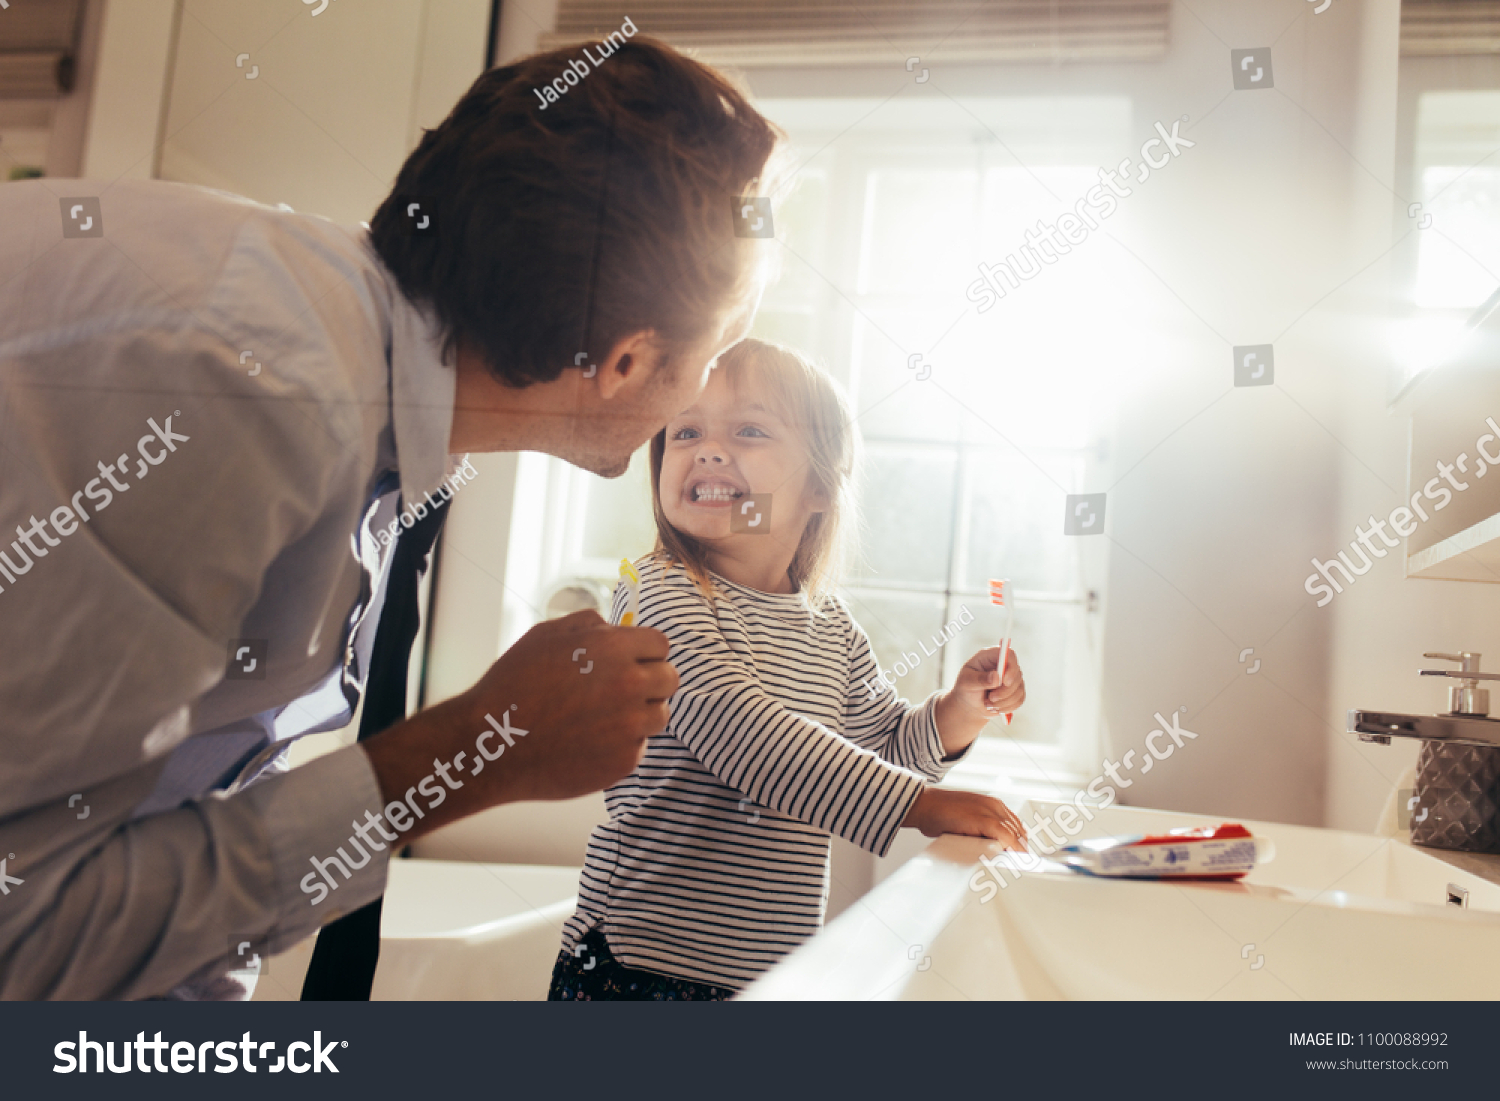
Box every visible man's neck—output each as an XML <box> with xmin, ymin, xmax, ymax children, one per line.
<box><xmin>448</xmin><ymin>344</ymin><xmax>575</xmax><ymax>454</ymax></box>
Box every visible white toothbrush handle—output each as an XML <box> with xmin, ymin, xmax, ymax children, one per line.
<box><xmin>998</xmin><ymin>635</ymin><xmax>1013</xmax><ymax>725</ymax></box>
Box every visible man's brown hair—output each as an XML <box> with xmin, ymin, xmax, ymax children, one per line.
<box><xmin>370</xmin><ymin>36</ymin><xmax>781</xmax><ymax>387</ymax></box>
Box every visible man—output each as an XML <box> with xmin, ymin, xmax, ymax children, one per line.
<box><xmin>0</xmin><ymin>37</ymin><xmax>779</xmax><ymax>999</ymax></box>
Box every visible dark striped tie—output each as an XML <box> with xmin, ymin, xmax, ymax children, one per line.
<box><xmin>300</xmin><ymin>489</ymin><xmax>449</xmax><ymax>1000</ymax></box>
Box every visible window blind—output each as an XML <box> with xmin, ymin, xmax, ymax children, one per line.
<box><xmin>0</xmin><ymin>0</ymin><xmax>84</xmax><ymax>98</ymax></box>
<box><xmin>1403</xmin><ymin>0</ymin><xmax>1500</xmax><ymax>56</ymax></box>
<box><xmin>539</xmin><ymin>1</ymin><xmax>1171</xmax><ymax>67</ymax></box>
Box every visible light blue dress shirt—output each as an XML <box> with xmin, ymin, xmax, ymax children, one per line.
<box><xmin>0</xmin><ymin>178</ymin><xmax>458</xmax><ymax>999</ymax></box>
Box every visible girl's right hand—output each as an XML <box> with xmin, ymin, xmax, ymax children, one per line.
<box><xmin>902</xmin><ymin>788</ymin><xmax>1028</xmax><ymax>848</ymax></box>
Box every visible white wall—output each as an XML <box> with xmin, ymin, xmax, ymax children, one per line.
<box><xmin>156</xmin><ymin>0</ymin><xmax>488</xmax><ymax>223</ymax></box>
<box><xmin>1088</xmin><ymin>2</ymin><xmax>1500</xmax><ymax>835</ymax></box>
<box><xmin>1089</xmin><ymin>0</ymin><xmax>1402</xmax><ymax>828</ymax></box>
<box><xmin>80</xmin><ymin>0</ymin><xmax>178</xmax><ymax>180</ymax></box>
<box><xmin>1323</xmin><ymin>50</ymin><xmax>1500</xmax><ymax>832</ymax></box>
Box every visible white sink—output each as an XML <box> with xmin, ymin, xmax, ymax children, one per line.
<box><xmin>253</xmin><ymin>859</ymin><xmax>578</xmax><ymax>1001</ymax></box>
<box><xmin>372</xmin><ymin>859</ymin><xmax>578</xmax><ymax>1000</ymax></box>
<box><xmin>741</xmin><ymin>800</ymin><xmax>1500</xmax><ymax>1000</ymax></box>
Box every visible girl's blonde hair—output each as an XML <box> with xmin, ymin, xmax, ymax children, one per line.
<box><xmin>648</xmin><ymin>338</ymin><xmax>857</xmax><ymax>608</ymax></box>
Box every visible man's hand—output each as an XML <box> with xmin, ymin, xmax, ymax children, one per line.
<box><xmin>361</xmin><ymin>609</ymin><xmax>676</xmax><ymax>841</ymax></box>
<box><xmin>902</xmin><ymin>788</ymin><xmax>1028</xmax><ymax>848</ymax></box>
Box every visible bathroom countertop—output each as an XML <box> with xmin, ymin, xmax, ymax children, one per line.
<box><xmin>745</xmin><ymin>803</ymin><xmax>1500</xmax><ymax>1001</ymax></box>
<box><xmin>1407</xmin><ymin>838</ymin><xmax>1500</xmax><ymax>890</ymax></box>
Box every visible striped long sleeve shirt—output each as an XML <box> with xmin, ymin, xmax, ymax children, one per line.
<box><xmin>559</xmin><ymin>551</ymin><xmax>964</xmax><ymax>990</ymax></box>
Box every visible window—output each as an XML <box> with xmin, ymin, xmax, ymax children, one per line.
<box><xmin>1394</xmin><ymin>91</ymin><xmax>1500</xmax><ymax>385</ymax></box>
<box><xmin>540</xmin><ymin>95</ymin><xmax>1133</xmax><ymax>778</ymax></box>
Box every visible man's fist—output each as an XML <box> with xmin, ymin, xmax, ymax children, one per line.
<box><xmin>460</xmin><ymin>609</ymin><xmax>676</xmax><ymax>802</ymax></box>
<box><xmin>362</xmin><ymin>609</ymin><xmax>677</xmax><ymax>840</ymax></box>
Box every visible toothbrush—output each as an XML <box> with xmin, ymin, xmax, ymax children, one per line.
<box><xmin>618</xmin><ymin>557</ymin><xmax>641</xmax><ymax>626</ymax></box>
<box><xmin>988</xmin><ymin>578</ymin><xmax>1014</xmax><ymax>726</ymax></box>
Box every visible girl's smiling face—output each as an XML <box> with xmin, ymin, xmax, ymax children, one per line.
<box><xmin>659</xmin><ymin>368</ymin><xmax>826</xmax><ymax>582</ymax></box>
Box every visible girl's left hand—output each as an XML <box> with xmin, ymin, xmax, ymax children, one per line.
<box><xmin>954</xmin><ymin>645</ymin><xmax>1025</xmax><ymax>717</ymax></box>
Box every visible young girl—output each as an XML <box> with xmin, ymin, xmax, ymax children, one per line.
<box><xmin>549</xmin><ymin>338</ymin><xmax>1028</xmax><ymax>1001</ymax></box>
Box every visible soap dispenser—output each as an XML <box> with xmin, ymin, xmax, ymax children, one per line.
<box><xmin>1411</xmin><ymin>652</ymin><xmax>1500</xmax><ymax>853</ymax></box>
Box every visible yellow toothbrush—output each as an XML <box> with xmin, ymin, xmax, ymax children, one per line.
<box><xmin>618</xmin><ymin>558</ymin><xmax>640</xmax><ymax>626</ymax></box>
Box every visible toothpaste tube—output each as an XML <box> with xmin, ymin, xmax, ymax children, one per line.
<box><xmin>1048</xmin><ymin>824</ymin><xmax>1274</xmax><ymax>879</ymax></box>
<box><xmin>618</xmin><ymin>557</ymin><xmax>641</xmax><ymax>626</ymax></box>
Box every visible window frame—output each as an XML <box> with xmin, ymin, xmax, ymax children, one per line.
<box><xmin>759</xmin><ymin>129</ymin><xmax>1107</xmax><ymax>782</ymax></box>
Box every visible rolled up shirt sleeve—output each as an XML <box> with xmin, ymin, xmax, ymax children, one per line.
<box><xmin>0</xmin><ymin>746</ymin><xmax>388</xmax><ymax>1000</ymax></box>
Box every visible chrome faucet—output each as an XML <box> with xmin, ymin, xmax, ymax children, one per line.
<box><xmin>1349</xmin><ymin>652</ymin><xmax>1500</xmax><ymax>747</ymax></box>
<box><xmin>1422</xmin><ymin>652</ymin><xmax>1499</xmax><ymax>715</ymax></box>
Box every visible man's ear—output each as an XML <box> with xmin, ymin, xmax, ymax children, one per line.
<box><xmin>591</xmin><ymin>330</ymin><xmax>659</xmax><ymax>400</ymax></box>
